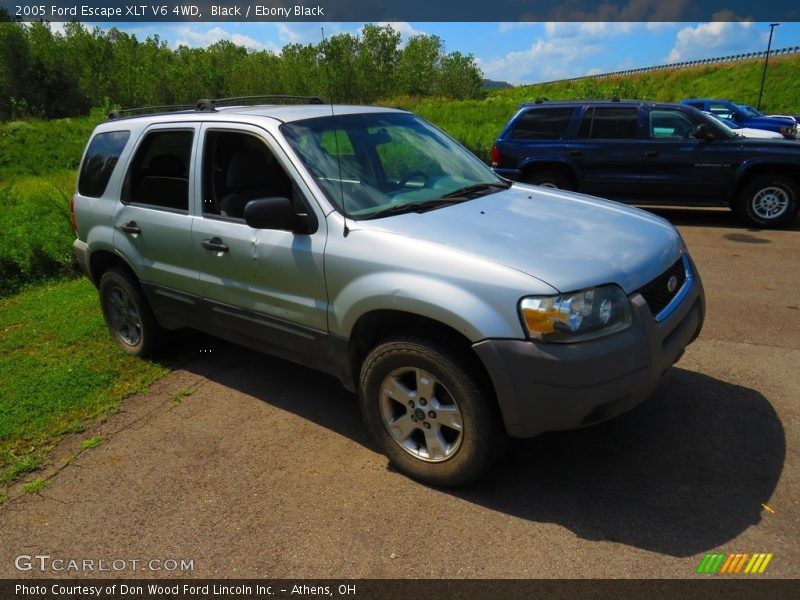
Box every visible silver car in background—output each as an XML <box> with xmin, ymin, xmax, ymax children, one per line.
<box><xmin>72</xmin><ymin>101</ymin><xmax>705</xmax><ymax>486</ymax></box>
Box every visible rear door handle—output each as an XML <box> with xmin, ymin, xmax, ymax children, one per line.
<box><xmin>644</xmin><ymin>150</ymin><xmax>660</xmax><ymax>157</ymax></box>
<box><xmin>120</xmin><ymin>221</ymin><xmax>141</xmax><ymax>234</ymax></box>
<box><xmin>567</xmin><ymin>150</ymin><xmax>583</xmax><ymax>157</ymax></box>
<box><xmin>201</xmin><ymin>237</ymin><xmax>229</xmax><ymax>253</ymax></box>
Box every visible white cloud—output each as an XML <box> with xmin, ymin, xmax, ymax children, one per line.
<box><xmin>375</xmin><ymin>22</ymin><xmax>426</xmax><ymax>39</ymax></box>
<box><xmin>481</xmin><ymin>21</ymin><xmax>647</xmax><ymax>83</ymax></box>
<box><xmin>666</xmin><ymin>17</ymin><xmax>758</xmax><ymax>63</ymax></box>
<box><xmin>477</xmin><ymin>39</ymin><xmax>605</xmax><ymax>84</ymax></box>
<box><xmin>276</xmin><ymin>24</ymin><xmax>303</xmax><ymax>45</ymax></box>
<box><xmin>172</xmin><ymin>26</ymin><xmax>279</xmax><ymax>52</ymax></box>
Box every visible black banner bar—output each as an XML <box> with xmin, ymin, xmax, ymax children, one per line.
<box><xmin>3</xmin><ymin>579</ymin><xmax>800</xmax><ymax>600</ymax></box>
<box><xmin>2</xmin><ymin>0</ymin><xmax>800</xmax><ymax>23</ymax></box>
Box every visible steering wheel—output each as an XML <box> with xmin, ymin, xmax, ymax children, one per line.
<box><xmin>397</xmin><ymin>171</ymin><xmax>429</xmax><ymax>188</ymax></box>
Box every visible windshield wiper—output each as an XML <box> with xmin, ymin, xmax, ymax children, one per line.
<box><xmin>440</xmin><ymin>180</ymin><xmax>511</xmax><ymax>199</ymax></box>
<box><xmin>364</xmin><ymin>198</ymin><xmax>468</xmax><ymax>220</ymax></box>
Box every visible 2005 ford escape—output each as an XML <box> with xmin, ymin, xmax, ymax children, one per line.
<box><xmin>72</xmin><ymin>96</ymin><xmax>705</xmax><ymax>486</ymax></box>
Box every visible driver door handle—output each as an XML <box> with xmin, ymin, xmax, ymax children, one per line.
<box><xmin>201</xmin><ymin>237</ymin><xmax>229</xmax><ymax>253</ymax></box>
<box><xmin>567</xmin><ymin>150</ymin><xmax>583</xmax><ymax>157</ymax></box>
<box><xmin>120</xmin><ymin>221</ymin><xmax>141</xmax><ymax>234</ymax></box>
<box><xmin>644</xmin><ymin>150</ymin><xmax>660</xmax><ymax>158</ymax></box>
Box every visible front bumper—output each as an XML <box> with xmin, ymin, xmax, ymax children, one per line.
<box><xmin>473</xmin><ymin>257</ymin><xmax>705</xmax><ymax>438</ymax></box>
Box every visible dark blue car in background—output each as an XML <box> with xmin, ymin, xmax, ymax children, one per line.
<box><xmin>491</xmin><ymin>99</ymin><xmax>800</xmax><ymax>228</ymax></box>
<box><xmin>681</xmin><ymin>99</ymin><xmax>797</xmax><ymax>139</ymax></box>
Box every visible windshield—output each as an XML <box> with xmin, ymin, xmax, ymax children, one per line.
<box><xmin>280</xmin><ymin>112</ymin><xmax>505</xmax><ymax>219</ymax></box>
<box><xmin>738</xmin><ymin>104</ymin><xmax>763</xmax><ymax>117</ymax></box>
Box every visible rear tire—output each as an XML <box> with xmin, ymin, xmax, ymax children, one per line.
<box><xmin>525</xmin><ymin>169</ymin><xmax>574</xmax><ymax>191</ymax></box>
<box><xmin>99</xmin><ymin>267</ymin><xmax>163</xmax><ymax>357</ymax></box>
<box><xmin>734</xmin><ymin>174</ymin><xmax>799</xmax><ymax>228</ymax></box>
<box><xmin>359</xmin><ymin>335</ymin><xmax>506</xmax><ymax>487</ymax></box>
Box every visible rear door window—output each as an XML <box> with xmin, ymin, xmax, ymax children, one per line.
<box><xmin>78</xmin><ymin>131</ymin><xmax>131</xmax><ymax>197</ymax></box>
<box><xmin>578</xmin><ymin>107</ymin><xmax>639</xmax><ymax>139</ymax></box>
<box><xmin>510</xmin><ymin>108</ymin><xmax>575</xmax><ymax>140</ymax></box>
<box><xmin>122</xmin><ymin>130</ymin><xmax>194</xmax><ymax>211</ymax></box>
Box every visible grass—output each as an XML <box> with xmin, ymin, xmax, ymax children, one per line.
<box><xmin>0</xmin><ymin>455</ymin><xmax>40</xmax><ymax>484</ymax></box>
<box><xmin>0</xmin><ymin>278</ymin><xmax>169</xmax><ymax>492</ymax></box>
<box><xmin>171</xmin><ymin>388</ymin><xmax>193</xmax><ymax>403</ymax></box>
<box><xmin>23</xmin><ymin>478</ymin><xmax>49</xmax><ymax>494</ymax></box>
<box><xmin>79</xmin><ymin>435</ymin><xmax>104</xmax><ymax>450</ymax></box>
<box><xmin>0</xmin><ymin>112</ymin><xmax>102</xmax><ymax>296</ymax></box>
<box><xmin>0</xmin><ymin>171</ymin><xmax>80</xmax><ymax>296</ymax></box>
<box><xmin>0</xmin><ymin>113</ymin><xmax>101</xmax><ymax>180</ymax></box>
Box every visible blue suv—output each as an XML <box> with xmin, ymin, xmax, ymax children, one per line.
<box><xmin>491</xmin><ymin>99</ymin><xmax>800</xmax><ymax>228</ymax></box>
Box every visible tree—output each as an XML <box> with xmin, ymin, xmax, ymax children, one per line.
<box><xmin>434</xmin><ymin>51</ymin><xmax>483</xmax><ymax>100</ymax></box>
<box><xmin>357</xmin><ymin>24</ymin><xmax>400</xmax><ymax>101</ymax></box>
<box><xmin>397</xmin><ymin>35</ymin><xmax>442</xmax><ymax>96</ymax></box>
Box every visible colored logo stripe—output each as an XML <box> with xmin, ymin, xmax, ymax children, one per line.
<box><xmin>697</xmin><ymin>552</ymin><xmax>773</xmax><ymax>574</ymax></box>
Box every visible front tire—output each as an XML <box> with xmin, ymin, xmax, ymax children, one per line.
<box><xmin>359</xmin><ymin>336</ymin><xmax>506</xmax><ymax>487</ymax></box>
<box><xmin>99</xmin><ymin>267</ymin><xmax>162</xmax><ymax>357</ymax></box>
<box><xmin>734</xmin><ymin>174</ymin><xmax>799</xmax><ymax>228</ymax></box>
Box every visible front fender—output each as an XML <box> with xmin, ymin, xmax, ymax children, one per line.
<box><xmin>331</xmin><ymin>271</ymin><xmax>526</xmax><ymax>342</ymax></box>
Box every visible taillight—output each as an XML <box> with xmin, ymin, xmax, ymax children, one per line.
<box><xmin>69</xmin><ymin>196</ymin><xmax>78</xmax><ymax>232</ymax></box>
<box><xmin>491</xmin><ymin>145</ymin><xmax>501</xmax><ymax>168</ymax></box>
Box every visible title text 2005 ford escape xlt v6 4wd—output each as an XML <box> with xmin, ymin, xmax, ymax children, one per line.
<box><xmin>72</xmin><ymin>97</ymin><xmax>705</xmax><ymax>486</ymax></box>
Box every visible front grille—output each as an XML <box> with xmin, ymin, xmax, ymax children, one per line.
<box><xmin>636</xmin><ymin>256</ymin><xmax>687</xmax><ymax>318</ymax></box>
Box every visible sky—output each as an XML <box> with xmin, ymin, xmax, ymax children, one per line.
<box><xmin>78</xmin><ymin>21</ymin><xmax>800</xmax><ymax>85</ymax></box>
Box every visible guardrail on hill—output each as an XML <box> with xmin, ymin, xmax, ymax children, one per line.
<box><xmin>541</xmin><ymin>45</ymin><xmax>800</xmax><ymax>85</ymax></box>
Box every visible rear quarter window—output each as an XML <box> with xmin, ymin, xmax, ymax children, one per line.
<box><xmin>510</xmin><ymin>108</ymin><xmax>575</xmax><ymax>140</ymax></box>
<box><xmin>78</xmin><ymin>131</ymin><xmax>131</xmax><ymax>197</ymax></box>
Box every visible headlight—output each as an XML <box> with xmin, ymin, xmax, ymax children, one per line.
<box><xmin>520</xmin><ymin>285</ymin><xmax>632</xmax><ymax>343</ymax></box>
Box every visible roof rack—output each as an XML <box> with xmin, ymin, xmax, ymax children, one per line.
<box><xmin>107</xmin><ymin>104</ymin><xmax>195</xmax><ymax>120</ymax></box>
<box><xmin>196</xmin><ymin>95</ymin><xmax>325</xmax><ymax>111</ymax></box>
<box><xmin>107</xmin><ymin>95</ymin><xmax>325</xmax><ymax>121</ymax></box>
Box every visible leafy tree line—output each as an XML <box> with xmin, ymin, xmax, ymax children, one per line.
<box><xmin>0</xmin><ymin>20</ymin><xmax>484</xmax><ymax>119</ymax></box>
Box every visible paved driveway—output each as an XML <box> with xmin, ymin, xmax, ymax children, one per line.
<box><xmin>2</xmin><ymin>209</ymin><xmax>798</xmax><ymax>579</ymax></box>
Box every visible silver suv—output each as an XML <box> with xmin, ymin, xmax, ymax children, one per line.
<box><xmin>71</xmin><ymin>97</ymin><xmax>705</xmax><ymax>486</ymax></box>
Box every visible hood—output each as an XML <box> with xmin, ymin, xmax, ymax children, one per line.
<box><xmin>746</xmin><ymin>116</ymin><xmax>795</xmax><ymax>130</ymax></box>
<box><xmin>738</xmin><ymin>127</ymin><xmax>783</xmax><ymax>139</ymax></box>
<box><xmin>364</xmin><ymin>184</ymin><xmax>683</xmax><ymax>294</ymax></box>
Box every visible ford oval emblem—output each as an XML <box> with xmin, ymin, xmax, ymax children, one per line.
<box><xmin>667</xmin><ymin>275</ymin><xmax>679</xmax><ymax>293</ymax></box>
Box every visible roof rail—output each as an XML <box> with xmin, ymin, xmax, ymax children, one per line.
<box><xmin>107</xmin><ymin>104</ymin><xmax>195</xmax><ymax>120</ymax></box>
<box><xmin>197</xmin><ymin>95</ymin><xmax>325</xmax><ymax>112</ymax></box>
<box><xmin>107</xmin><ymin>95</ymin><xmax>326</xmax><ymax>121</ymax></box>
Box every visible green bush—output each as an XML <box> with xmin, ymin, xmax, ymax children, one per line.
<box><xmin>0</xmin><ymin>171</ymin><xmax>79</xmax><ymax>296</ymax></box>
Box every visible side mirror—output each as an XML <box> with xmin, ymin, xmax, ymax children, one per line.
<box><xmin>694</xmin><ymin>124</ymin><xmax>715</xmax><ymax>142</ymax></box>
<box><xmin>244</xmin><ymin>197</ymin><xmax>299</xmax><ymax>232</ymax></box>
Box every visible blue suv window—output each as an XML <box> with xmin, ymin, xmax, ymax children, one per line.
<box><xmin>510</xmin><ymin>108</ymin><xmax>575</xmax><ymax>140</ymax></box>
<box><xmin>578</xmin><ymin>107</ymin><xmax>638</xmax><ymax>139</ymax></box>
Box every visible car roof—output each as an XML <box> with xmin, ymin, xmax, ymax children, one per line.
<box><xmin>517</xmin><ymin>99</ymin><xmax>691</xmax><ymax>110</ymax></box>
<box><xmin>97</xmin><ymin>104</ymin><xmax>408</xmax><ymax>128</ymax></box>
